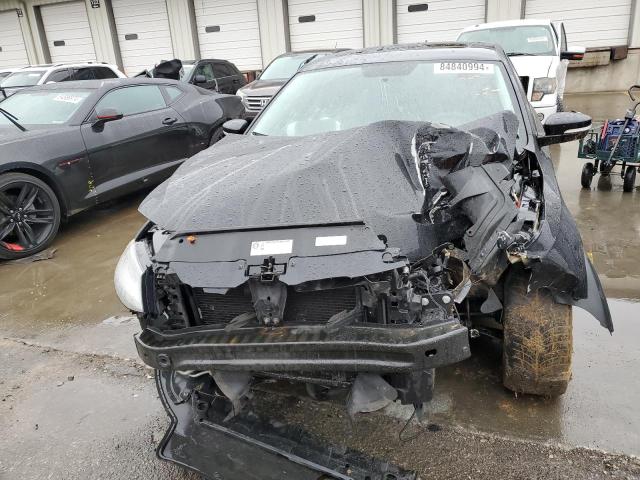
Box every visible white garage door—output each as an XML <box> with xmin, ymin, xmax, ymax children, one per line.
<box><xmin>193</xmin><ymin>0</ymin><xmax>262</xmax><ymax>71</ymax></box>
<box><xmin>525</xmin><ymin>0</ymin><xmax>632</xmax><ymax>48</ymax></box>
<box><xmin>40</xmin><ymin>1</ymin><xmax>96</xmax><ymax>63</ymax></box>
<box><xmin>111</xmin><ymin>0</ymin><xmax>174</xmax><ymax>75</ymax></box>
<box><xmin>0</xmin><ymin>10</ymin><xmax>29</xmax><ymax>68</ymax></box>
<box><xmin>396</xmin><ymin>0</ymin><xmax>486</xmax><ymax>44</ymax></box>
<box><xmin>287</xmin><ymin>0</ymin><xmax>363</xmax><ymax>51</ymax></box>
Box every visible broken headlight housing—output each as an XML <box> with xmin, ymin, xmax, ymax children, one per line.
<box><xmin>114</xmin><ymin>240</ymin><xmax>150</xmax><ymax>313</ymax></box>
<box><xmin>531</xmin><ymin>77</ymin><xmax>557</xmax><ymax>102</ymax></box>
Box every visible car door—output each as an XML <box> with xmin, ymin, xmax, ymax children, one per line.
<box><xmin>80</xmin><ymin>84</ymin><xmax>191</xmax><ymax>202</ymax></box>
<box><xmin>193</xmin><ymin>62</ymin><xmax>218</xmax><ymax>91</ymax></box>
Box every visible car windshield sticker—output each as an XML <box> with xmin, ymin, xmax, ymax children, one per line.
<box><xmin>527</xmin><ymin>36</ymin><xmax>548</xmax><ymax>43</ymax></box>
<box><xmin>250</xmin><ymin>239</ymin><xmax>293</xmax><ymax>256</ymax></box>
<box><xmin>434</xmin><ymin>62</ymin><xmax>494</xmax><ymax>74</ymax></box>
<box><xmin>53</xmin><ymin>94</ymin><xmax>84</xmax><ymax>104</ymax></box>
<box><xmin>315</xmin><ymin>235</ymin><xmax>347</xmax><ymax>246</ymax></box>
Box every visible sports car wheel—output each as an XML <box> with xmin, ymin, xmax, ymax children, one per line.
<box><xmin>502</xmin><ymin>268</ymin><xmax>572</xmax><ymax>397</ymax></box>
<box><xmin>623</xmin><ymin>166</ymin><xmax>636</xmax><ymax>192</ymax></box>
<box><xmin>0</xmin><ymin>173</ymin><xmax>61</xmax><ymax>260</ymax></box>
<box><xmin>581</xmin><ymin>162</ymin><xmax>594</xmax><ymax>189</ymax></box>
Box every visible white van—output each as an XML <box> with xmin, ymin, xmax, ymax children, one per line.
<box><xmin>458</xmin><ymin>20</ymin><xmax>585</xmax><ymax>123</ymax></box>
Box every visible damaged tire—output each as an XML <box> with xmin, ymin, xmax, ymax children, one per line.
<box><xmin>502</xmin><ymin>268</ymin><xmax>572</xmax><ymax>397</ymax></box>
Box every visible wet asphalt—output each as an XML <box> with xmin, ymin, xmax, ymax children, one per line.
<box><xmin>1</xmin><ymin>92</ymin><xmax>639</xmax><ymax>479</ymax></box>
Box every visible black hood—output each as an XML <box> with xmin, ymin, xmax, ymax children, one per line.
<box><xmin>140</xmin><ymin>113</ymin><xmax>518</xmax><ymax>259</ymax></box>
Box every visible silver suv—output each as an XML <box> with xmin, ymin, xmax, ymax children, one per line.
<box><xmin>0</xmin><ymin>62</ymin><xmax>125</xmax><ymax>98</ymax></box>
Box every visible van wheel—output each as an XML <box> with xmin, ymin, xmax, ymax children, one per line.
<box><xmin>0</xmin><ymin>172</ymin><xmax>61</xmax><ymax>260</ymax></box>
<box><xmin>502</xmin><ymin>268</ymin><xmax>573</xmax><ymax>397</ymax></box>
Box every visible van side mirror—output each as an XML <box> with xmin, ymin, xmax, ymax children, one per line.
<box><xmin>93</xmin><ymin>108</ymin><xmax>124</xmax><ymax>129</ymax></box>
<box><xmin>222</xmin><ymin>119</ymin><xmax>249</xmax><ymax>135</ymax></box>
<box><xmin>538</xmin><ymin>111</ymin><xmax>591</xmax><ymax>146</ymax></box>
<box><xmin>561</xmin><ymin>46</ymin><xmax>585</xmax><ymax>61</ymax></box>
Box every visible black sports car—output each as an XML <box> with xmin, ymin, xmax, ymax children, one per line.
<box><xmin>0</xmin><ymin>78</ymin><xmax>242</xmax><ymax>260</ymax></box>
<box><xmin>115</xmin><ymin>44</ymin><xmax>613</xmax><ymax>479</ymax></box>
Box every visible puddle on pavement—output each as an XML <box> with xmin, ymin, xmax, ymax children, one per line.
<box><xmin>0</xmin><ymin>192</ymin><xmax>147</xmax><ymax>336</ymax></box>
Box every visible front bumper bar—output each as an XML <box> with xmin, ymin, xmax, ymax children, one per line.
<box><xmin>135</xmin><ymin>321</ymin><xmax>470</xmax><ymax>372</ymax></box>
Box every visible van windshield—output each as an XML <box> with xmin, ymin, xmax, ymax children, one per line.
<box><xmin>458</xmin><ymin>25</ymin><xmax>556</xmax><ymax>56</ymax></box>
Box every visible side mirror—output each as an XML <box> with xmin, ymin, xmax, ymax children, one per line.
<box><xmin>538</xmin><ymin>111</ymin><xmax>591</xmax><ymax>146</ymax></box>
<box><xmin>93</xmin><ymin>108</ymin><xmax>124</xmax><ymax>128</ymax></box>
<box><xmin>222</xmin><ymin>119</ymin><xmax>249</xmax><ymax>135</ymax></box>
<box><xmin>194</xmin><ymin>74</ymin><xmax>207</xmax><ymax>84</ymax></box>
<box><xmin>561</xmin><ymin>46</ymin><xmax>586</xmax><ymax>61</ymax></box>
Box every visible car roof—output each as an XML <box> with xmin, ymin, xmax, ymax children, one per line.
<box><xmin>460</xmin><ymin>19</ymin><xmax>553</xmax><ymax>33</ymax></box>
<box><xmin>301</xmin><ymin>43</ymin><xmax>506</xmax><ymax>71</ymax></box>
<box><xmin>19</xmin><ymin>77</ymin><xmax>181</xmax><ymax>91</ymax></box>
<box><xmin>15</xmin><ymin>62</ymin><xmax>119</xmax><ymax>72</ymax></box>
<box><xmin>279</xmin><ymin>49</ymin><xmax>349</xmax><ymax>57</ymax></box>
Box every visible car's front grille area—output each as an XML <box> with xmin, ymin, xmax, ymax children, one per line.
<box><xmin>519</xmin><ymin>76</ymin><xmax>530</xmax><ymax>94</ymax></box>
<box><xmin>193</xmin><ymin>285</ymin><xmax>358</xmax><ymax>326</ymax></box>
<box><xmin>244</xmin><ymin>95</ymin><xmax>272</xmax><ymax>112</ymax></box>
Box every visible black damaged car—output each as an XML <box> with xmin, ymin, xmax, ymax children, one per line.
<box><xmin>115</xmin><ymin>44</ymin><xmax>613</xmax><ymax>479</ymax></box>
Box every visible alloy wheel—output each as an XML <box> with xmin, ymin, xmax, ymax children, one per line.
<box><xmin>0</xmin><ymin>180</ymin><xmax>56</xmax><ymax>254</ymax></box>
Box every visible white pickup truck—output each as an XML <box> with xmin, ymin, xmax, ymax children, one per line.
<box><xmin>458</xmin><ymin>19</ymin><xmax>585</xmax><ymax>123</ymax></box>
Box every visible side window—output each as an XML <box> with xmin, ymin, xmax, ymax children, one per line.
<box><xmin>95</xmin><ymin>85</ymin><xmax>166</xmax><ymax>116</ymax></box>
<box><xmin>93</xmin><ymin>67</ymin><xmax>118</xmax><ymax>79</ymax></box>
<box><xmin>46</xmin><ymin>69</ymin><xmax>73</xmax><ymax>83</ymax></box>
<box><xmin>212</xmin><ymin>63</ymin><xmax>228</xmax><ymax>78</ymax></box>
<box><xmin>164</xmin><ymin>85</ymin><xmax>184</xmax><ymax>102</ymax></box>
<box><xmin>222</xmin><ymin>63</ymin><xmax>238</xmax><ymax>77</ymax></box>
<box><xmin>195</xmin><ymin>63</ymin><xmax>215</xmax><ymax>81</ymax></box>
<box><xmin>72</xmin><ymin>67</ymin><xmax>96</xmax><ymax>81</ymax></box>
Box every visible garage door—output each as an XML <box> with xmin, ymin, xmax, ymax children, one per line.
<box><xmin>525</xmin><ymin>0</ymin><xmax>632</xmax><ymax>48</ymax></box>
<box><xmin>0</xmin><ymin>10</ymin><xmax>29</xmax><ymax>68</ymax></box>
<box><xmin>111</xmin><ymin>0</ymin><xmax>174</xmax><ymax>75</ymax></box>
<box><xmin>287</xmin><ymin>0</ymin><xmax>363</xmax><ymax>51</ymax></box>
<box><xmin>396</xmin><ymin>0</ymin><xmax>486</xmax><ymax>44</ymax></box>
<box><xmin>193</xmin><ymin>0</ymin><xmax>262</xmax><ymax>71</ymax></box>
<box><xmin>40</xmin><ymin>1</ymin><xmax>96</xmax><ymax>63</ymax></box>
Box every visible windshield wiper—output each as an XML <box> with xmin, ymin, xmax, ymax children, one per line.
<box><xmin>508</xmin><ymin>52</ymin><xmax>535</xmax><ymax>56</ymax></box>
<box><xmin>0</xmin><ymin>107</ymin><xmax>27</xmax><ymax>131</ymax></box>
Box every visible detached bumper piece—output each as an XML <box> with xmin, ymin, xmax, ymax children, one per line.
<box><xmin>156</xmin><ymin>370</ymin><xmax>417</xmax><ymax>480</ymax></box>
<box><xmin>136</xmin><ymin>321</ymin><xmax>470</xmax><ymax>372</ymax></box>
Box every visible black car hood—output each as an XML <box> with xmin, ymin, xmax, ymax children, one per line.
<box><xmin>140</xmin><ymin>113</ymin><xmax>517</xmax><ymax>259</ymax></box>
<box><xmin>0</xmin><ymin>125</ymin><xmax>63</xmax><ymax>146</ymax></box>
<box><xmin>239</xmin><ymin>79</ymin><xmax>287</xmax><ymax>96</ymax></box>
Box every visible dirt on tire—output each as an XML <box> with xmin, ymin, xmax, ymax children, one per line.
<box><xmin>502</xmin><ymin>268</ymin><xmax>573</xmax><ymax>397</ymax></box>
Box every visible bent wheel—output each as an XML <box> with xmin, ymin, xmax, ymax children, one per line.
<box><xmin>502</xmin><ymin>268</ymin><xmax>573</xmax><ymax>397</ymax></box>
<box><xmin>623</xmin><ymin>166</ymin><xmax>636</xmax><ymax>192</ymax></box>
<box><xmin>0</xmin><ymin>173</ymin><xmax>61</xmax><ymax>260</ymax></box>
<box><xmin>581</xmin><ymin>162</ymin><xmax>594</xmax><ymax>189</ymax></box>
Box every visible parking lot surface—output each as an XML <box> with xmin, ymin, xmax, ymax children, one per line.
<box><xmin>1</xmin><ymin>93</ymin><xmax>639</xmax><ymax>479</ymax></box>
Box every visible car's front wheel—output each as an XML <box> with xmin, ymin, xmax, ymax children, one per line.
<box><xmin>502</xmin><ymin>268</ymin><xmax>573</xmax><ymax>397</ymax></box>
<box><xmin>0</xmin><ymin>172</ymin><xmax>61</xmax><ymax>260</ymax></box>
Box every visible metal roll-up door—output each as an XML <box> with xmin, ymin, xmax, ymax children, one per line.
<box><xmin>40</xmin><ymin>1</ymin><xmax>96</xmax><ymax>63</ymax></box>
<box><xmin>396</xmin><ymin>0</ymin><xmax>486</xmax><ymax>44</ymax></box>
<box><xmin>0</xmin><ymin>9</ymin><xmax>29</xmax><ymax>68</ymax></box>
<box><xmin>111</xmin><ymin>0</ymin><xmax>175</xmax><ymax>75</ymax></box>
<box><xmin>525</xmin><ymin>0</ymin><xmax>633</xmax><ymax>48</ymax></box>
<box><xmin>287</xmin><ymin>0</ymin><xmax>364</xmax><ymax>51</ymax></box>
<box><xmin>193</xmin><ymin>0</ymin><xmax>263</xmax><ymax>71</ymax></box>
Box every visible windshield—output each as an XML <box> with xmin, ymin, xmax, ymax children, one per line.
<box><xmin>0</xmin><ymin>89</ymin><xmax>91</xmax><ymax>126</ymax></box>
<box><xmin>180</xmin><ymin>64</ymin><xmax>194</xmax><ymax>80</ymax></box>
<box><xmin>250</xmin><ymin>60</ymin><xmax>525</xmax><ymax>144</ymax></box>
<box><xmin>1</xmin><ymin>70</ymin><xmax>46</xmax><ymax>88</ymax></box>
<box><xmin>458</xmin><ymin>26</ymin><xmax>556</xmax><ymax>56</ymax></box>
<box><xmin>260</xmin><ymin>54</ymin><xmax>319</xmax><ymax>80</ymax></box>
